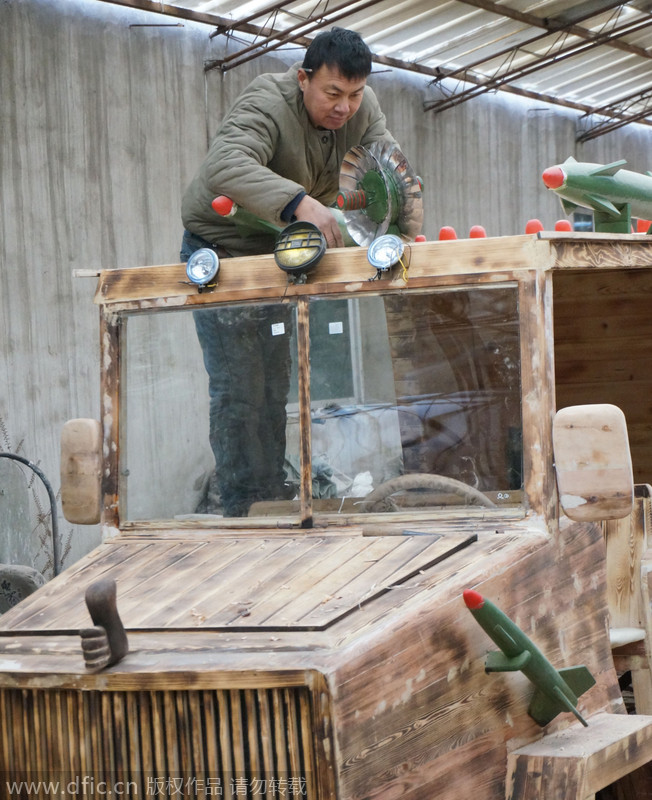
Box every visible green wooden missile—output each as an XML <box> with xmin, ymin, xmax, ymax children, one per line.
<box><xmin>542</xmin><ymin>156</ymin><xmax>652</xmax><ymax>234</ymax></box>
<box><xmin>211</xmin><ymin>196</ymin><xmax>356</xmax><ymax>246</ymax></box>
<box><xmin>463</xmin><ymin>589</ymin><xmax>596</xmax><ymax>727</ymax></box>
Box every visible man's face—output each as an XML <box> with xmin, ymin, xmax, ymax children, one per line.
<box><xmin>298</xmin><ymin>64</ymin><xmax>367</xmax><ymax>130</ymax></box>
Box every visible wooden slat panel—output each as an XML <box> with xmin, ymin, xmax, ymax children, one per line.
<box><xmin>0</xmin><ymin>541</ymin><xmax>156</xmax><ymax>629</ymax></box>
<box><xmin>122</xmin><ymin>538</ymin><xmax>255</xmax><ymax>625</ymax></box>
<box><xmin>252</xmin><ymin>537</ymin><xmax>382</xmax><ymax>626</ymax></box>
<box><xmin>554</xmin><ymin>267</ymin><xmax>652</xmax><ymax>486</ymax></box>
<box><xmin>0</xmin><ymin>533</ymin><xmax>475</xmax><ymax>633</ymax></box>
<box><xmin>1</xmin><ymin>686</ymin><xmax>325</xmax><ymax>797</ymax></box>
<box><xmin>206</xmin><ymin>536</ymin><xmax>327</xmax><ymax>626</ymax></box>
<box><xmin>171</xmin><ymin>537</ymin><xmax>328</xmax><ymax>628</ymax></box>
<box><xmin>296</xmin><ymin>535</ymin><xmax>468</xmax><ymax>628</ymax></box>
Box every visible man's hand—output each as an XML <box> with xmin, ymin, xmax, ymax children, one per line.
<box><xmin>295</xmin><ymin>195</ymin><xmax>344</xmax><ymax>248</ymax></box>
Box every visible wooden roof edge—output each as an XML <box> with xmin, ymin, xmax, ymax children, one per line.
<box><xmin>92</xmin><ymin>235</ymin><xmax>556</xmax><ymax>307</ymax></box>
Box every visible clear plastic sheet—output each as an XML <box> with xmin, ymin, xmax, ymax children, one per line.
<box><xmin>121</xmin><ymin>286</ymin><xmax>522</xmax><ymax>521</ymax></box>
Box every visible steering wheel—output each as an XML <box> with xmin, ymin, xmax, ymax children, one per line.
<box><xmin>360</xmin><ymin>473</ymin><xmax>496</xmax><ymax>513</ymax></box>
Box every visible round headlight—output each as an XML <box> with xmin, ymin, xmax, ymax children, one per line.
<box><xmin>367</xmin><ymin>234</ymin><xmax>405</xmax><ymax>271</ymax></box>
<box><xmin>274</xmin><ymin>221</ymin><xmax>326</xmax><ymax>276</ymax></box>
<box><xmin>186</xmin><ymin>248</ymin><xmax>220</xmax><ymax>290</ymax></box>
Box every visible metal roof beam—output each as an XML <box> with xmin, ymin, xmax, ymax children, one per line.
<box><xmin>550</xmin><ymin>0</ymin><xmax>634</xmax><ymax>27</ymax></box>
<box><xmin>455</xmin><ymin>0</ymin><xmax>652</xmax><ymax>58</ymax></box>
<box><xmin>205</xmin><ymin>0</ymin><xmax>388</xmax><ymax>71</ymax></box>
<box><xmin>88</xmin><ymin>0</ymin><xmax>652</xmax><ymax>132</ymax></box>
<box><xmin>88</xmin><ymin>0</ymin><xmax>237</xmax><ymax>28</ymax></box>
<box><xmin>577</xmin><ymin>85</ymin><xmax>652</xmax><ymax>139</ymax></box>
<box><xmin>424</xmin><ymin>13</ymin><xmax>652</xmax><ymax>112</ymax></box>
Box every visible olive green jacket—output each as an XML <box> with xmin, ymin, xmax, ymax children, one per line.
<box><xmin>181</xmin><ymin>64</ymin><xmax>396</xmax><ymax>255</ymax></box>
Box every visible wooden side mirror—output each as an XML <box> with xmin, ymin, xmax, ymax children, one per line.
<box><xmin>553</xmin><ymin>404</ymin><xmax>634</xmax><ymax>521</ymax></box>
<box><xmin>60</xmin><ymin>419</ymin><xmax>102</xmax><ymax>524</ymax></box>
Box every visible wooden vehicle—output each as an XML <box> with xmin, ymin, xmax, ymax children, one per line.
<box><xmin>2</xmin><ymin>232</ymin><xmax>652</xmax><ymax>799</ymax></box>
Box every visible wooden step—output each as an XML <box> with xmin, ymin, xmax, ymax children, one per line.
<box><xmin>506</xmin><ymin>713</ymin><xmax>652</xmax><ymax>800</ymax></box>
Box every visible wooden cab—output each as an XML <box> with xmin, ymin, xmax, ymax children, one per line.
<box><xmin>2</xmin><ymin>232</ymin><xmax>652</xmax><ymax>799</ymax></box>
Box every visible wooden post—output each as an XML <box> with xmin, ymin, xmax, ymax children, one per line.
<box><xmin>296</xmin><ymin>299</ymin><xmax>313</xmax><ymax>527</ymax></box>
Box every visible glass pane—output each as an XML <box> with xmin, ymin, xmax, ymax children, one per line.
<box><xmin>121</xmin><ymin>302</ymin><xmax>300</xmax><ymax>521</ymax></box>
<box><xmin>309</xmin><ymin>287</ymin><xmax>523</xmax><ymax>515</ymax></box>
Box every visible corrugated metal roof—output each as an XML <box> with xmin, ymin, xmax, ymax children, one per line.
<box><xmin>99</xmin><ymin>0</ymin><xmax>652</xmax><ymax>138</ymax></box>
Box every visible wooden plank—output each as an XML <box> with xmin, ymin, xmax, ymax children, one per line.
<box><xmin>551</xmin><ymin>239</ymin><xmax>652</xmax><ymax>269</ymax></box>
<box><xmin>216</xmin><ymin>690</ymin><xmax>233</xmax><ymax>776</ymax></box>
<box><xmin>257</xmin><ymin>689</ymin><xmax>275</xmax><ymax>777</ymax></box>
<box><xmin>556</xmin><ymin>337</ymin><xmax>652</xmax><ymax>360</ymax></box>
<box><xmin>556</xmin><ymin>355</ymin><xmax>651</xmax><ymax>386</ymax></box>
<box><xmin>506</xmin><ymin>713</ymin><xmax>652</xmax><ymax>799</ymax></box>
<box><xmin>299</xmin><ymin>688</ymin><xmax>318</xmax><ymax>798</ymax></box>
<box><xmin>202</xmin><ymin>691</ymin><xmax>220</xmax><ymax>778</ymax></box>
<box><xmin>94</xmin><ymin>236</ymin><xmax>552</xmax><ymax>307</ymax></box>
<box><xmin>553</xmin><ymin>267</ymin><xmax>652</xmax><ymax>302</ymax></box>
<box><xmin>605</xmin><ymin>497</ymin><xmax>646</xmax><ymax>630</ymax></box>
<box><xmin>556</xmin><ymin>381</ymin><xmax>652</xmax><ymax>422</ymax></box>
<box><xmin>244</xmin><ymin>689</ymin><xmax>262</xmax><ymax>775</ymax></box>
<box><xmin>101</xmin><ymin>311</ymin><xmax>121</xmax><ymax>529</ymax></box>
<box><xmin>272</xmin><ymin>689</ymin><xmax>289</xmax><ymax>775</ymax></box>
<box><xmin>555</xmin><ymin>312</ymin><xmax>652</xmax><ymax>340</ymax></box>
<box><xmin>126</xmin><ymin>693</ymin><xmax>143</xmax><ymax>791</ymax></box>
<box><xmin>285</xmin><ymin>687</ymin><xmax>302</xmax><ymax>777</ymax></box>
<box><xmin>519</xmin><ymin>271</ymin><xmax>557</xmax><ymax>521</ymax></box>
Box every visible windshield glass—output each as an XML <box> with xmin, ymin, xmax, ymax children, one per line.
<box><xmin>120</xmin><ymin>285</ymin><xmax>522</xmax><ymax>523</ymax></box>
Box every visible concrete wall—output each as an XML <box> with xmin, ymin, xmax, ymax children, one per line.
<box><xmin>2</xmin><ymin>0</ymin><xmax>652</xmax><ymax>575</ymax></box>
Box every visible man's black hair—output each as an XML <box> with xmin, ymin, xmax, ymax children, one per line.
<box><xmin>302</xmin><ymin>28</ymin><xmax>372</xmax><ymax>80</ymax></box>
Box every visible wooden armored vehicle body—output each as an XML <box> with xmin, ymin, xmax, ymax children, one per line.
<box><xmin>2</xmin><ymin>232</ymin><xmax>652</xmax><ymax>798</ymax></box>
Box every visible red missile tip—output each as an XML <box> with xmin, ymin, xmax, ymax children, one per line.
<box><xmin>469</xmin><ymin>225</ymin><xmax>487</xmax><ymax>238</ymax></box>
<box><xmin>463</xmin><ymin>589</ymin><xmax>485</xmax><ymax>610</ymax></box>
<box><xmin>415</xmin><ymin>234</ymin><xmax>427</xmax><ymax>242</ymax></box>
<box><xmin>555</xmin><ymin>219</ymin><xmax>572</xmax><ymax>232</ymax></box>
<box><xmin>525</xmin><ymin>218</ymin><xmax>544</xmax><ymax>234</ymax></box>
<box><xmin>439</xmin><ymin>226</ymin><xmax>457</xmax><ymax>240</ymax></box>
<box><xmin>542</xmin><ymin>167</ymin><xmax>565</xmax><ymax>189</ymax></box>
<box><xmin>212</xmin><ymin>196</ymin><xmax>234</xmax><ymax>216</ymax></box>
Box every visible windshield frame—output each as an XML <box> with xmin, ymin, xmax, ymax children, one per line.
<box><xmin>96</xmin><ymin>250</ymin><xmax>555</xmax><ymax>532</ymax></box>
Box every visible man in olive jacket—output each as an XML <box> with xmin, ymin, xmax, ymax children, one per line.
<box><xmin>181</xmin><ymin>28</ymin><xmax>397</xmax><ymax>516</ymax></box>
